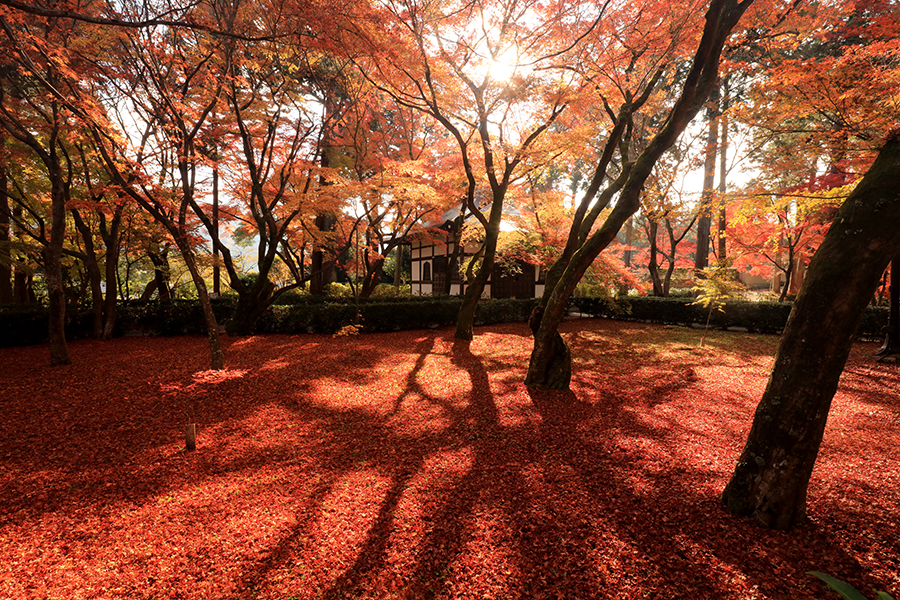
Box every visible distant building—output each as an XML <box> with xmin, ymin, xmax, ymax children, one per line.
<box><xmin>406</xmin><ymin>212</ymin><xmax>545</xmax><ymax>299</ymax></box>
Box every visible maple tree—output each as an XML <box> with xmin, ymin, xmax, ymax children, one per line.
<box><xmin>525</xmin><ymin>0</ymin><xmax>759</xmax><ymax>389</ymax></box>
<box><xmin>721</xmin><ymin>132</ymin><xmax>900</xmax><ymax>530</ymax></box>
<box><xmin>206</xmin><ymin>31</ymin><xmax>352</xmax><ymax>334</ymax></box>
<box><xmin>0</xmin><ymin>137</ymin><xmax>49</xmax><ymax>305</ymax></box>
<box><xmin>717</xmin><ymin>0</ymin><xmax>900</xmax><ymax>529</ymax></box>
<box><xmin>0</xmin><ymin>4</ymin><xmax>112</xmax><ymax>364</ymax></box>
<box><xmin>85</xmin><ymin>10</ymin><xmax>237</xmax><ymax>368</ymax></box>
<box><xmin>724</xmin><ymin>0</ymin><xmax>900</xmax><ymax>293</ymax></box>
<box><xmin>632</xmin><ymin>133</ymin><xmax>703</xmax><ymax>296</ymax></box>
<box><xmin>347</xmin><ymin>0</ymin><xmax>600</xmax><ymax>339</ymax></box>
<box><xmin>330</xmin><ymin>89</ymin><xmax>450</xmax><ymax>298</ymax></box>
<box><xmin>726</xmin><ymin>181</ymin><xmax>846</xmax><ymax>300</ymax></box>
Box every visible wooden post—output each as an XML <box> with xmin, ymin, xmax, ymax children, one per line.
<box><xmin>185</xmin><ymin>423</ymin><xmax>197</xmax><ymax>451</ymax></box>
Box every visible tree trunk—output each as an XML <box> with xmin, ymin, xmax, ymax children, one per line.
<box><xmin>148</xmin><ymin>247</ymin><xmax>172</xmax><ymax>301</ymax></box>
<box><xmin>721</xmin><ymin>135</ymin><xmax>900</xmax><ymax>529</ymax></box>
<box><xmin>876</xmin><ymin>253</ymin><xmax>899</xmax><ymax>358</ymax></box>
<box><xmin>360</xmin><ymin>257</ymin><xmax>386</xmax><ymax>298</ymax></box>
<box><xmin>227</xmin><ymin>277</ymin><xmax>275</xmax><ymax>336</ymax></box>
<box><xmin>101</xmin><ymin>206</ymin><xmax>123</xmax><ymax>339</ymax></box>
<box><xmin>393</xmin><ymin>246</ymin><xmax>403</xmax><ymax>288</ymax></box>
<box><xmin>443</xmin><ymin>213</ymin><xmax>465</xmax><ymax>296</ymax></box>
<box><xmin>525</xmin><ymin>272</ymin><xmax>576</xmax><ymax>388</ymax></box>
<box><xmin>778</xmin><ymin>246</ymin><xmax>793</xmax><ymax>302</ymax></box>
<box><xmin>102</xmin><ymin>251</ymin><xmax>119</xmax><ymax>339</ymax></box>
<box><xmin>695</xmin><ymin>84</ymin><xmax>720</xmax><ymax>271</ymax></box>
<box><xmin>455</xmin><ymin>193</ymin><xmax>505</xmax><ymax>340</ymax></box>
<box><xmin>716</xmin><ymin>105</ymin><xmax>729</xmax><ymax>262</ymax></box>
<box><xmin>788</xmin><ymin>252</ymin><xmax>805</xmax><ymax>294</ymax></box>
<box><xmin>0</xmin><ymin>151</ymin><xmax>12</xmax><ymax>304</ymax></box>
<box><xmin>311</xmin><ymin>134</ymin><xmax>337</xmax><ymax>296</ymax></box>
<box><xmin>647</xmin><ymin>220</ymin><xmax>665</xmax><ymax>296</ymax></box>
<box><xmin>310</xmin><ymin>212</ymin><xmax>336</xmax><ymax>296</ymax></box>
<box><xmin>527</xmin><ymin>304</ymin><xmax>572</xmax><ymax>389</ymax></box>
<box><xmin>14</xmin><ymin>255</ymin><xmax>31</xmax><ymax>304</ymax></box>
<box><xmin>177</xmin><ymin>241</ymin><xmax>224</xmax><ymax>369</ymax></box>
<box><xmin>140</xmin><ymin>280</ymin><xmax>159</xmax><ymax>302</ymax></box>
<box><xmin>46</xmin><ymin>179</ymin><xmax>70</xmax><ymax>366</ymax></box>
<box><xmin>71</xmin><ymin>209</ymin><xmax>104</xmax><ymax>338</ymax></box>
<box><xmin>454</xmin><ymin>264</ymin><xmax>489</xmax><ymax>340</ymax></box>
<box><xmin>212</xmin><ymin>157</ymin><xmax>220</xmax><ymax>296</ymax></box>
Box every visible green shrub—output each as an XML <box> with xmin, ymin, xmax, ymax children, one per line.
<box><xmin>573</xmin><ymin>295</ymin><xmax>889</xmax><ymax>338</ymax></box>
<box><xmin>324</xmin><ymin>282</ymin><xmax>352</xmax><ymax>297</ymax></box>
<box><xmin>256</xmin><ymin>297</ymin><xmax>536</xmax><ymax>334</ymax></box>
<box><xmin>474</xmin><ymin>298</ymin><xmax>539</xmax><ymax>325</ymax></box>
<box><xmin>1</xmin><ymin>294</ymin><xmax>891</xmax><ymax>346</ymax></box>
<box><xmin>0</xmin><ymin>305</ymin><xmax>50</xmax><ymax>347</ymax></box>
<box><xmin>667</xmin><ymin>288</ymin><xmax>696</xmax><ymax>298</ymax></box>
<box><xmin>369</xmin><ymin>283</ymin><xmax>412</xmax><ymax>298</ymax></box>
<box><xmin>362</xmin><ymin>299</ymin><xmax>462</xmax><ymax>331</ymax></box>
<box><xmin>257</xmin><ymin>302</ymin><xmax>358</xmax><ymax>334</ymax></box>
<box><xmin>808</xmin><ymin>572</ymin><xmax>895</xmax><ymax>600</ymax></box>
<box><xmin>116</xmin><ymin>298</ymin><xmax>236</xmax><ymax>336</ymax></box>
<box><xmin>571</xmin><ymin>295</ymin><xmax>631</xmax><ymax>318</ymax></box>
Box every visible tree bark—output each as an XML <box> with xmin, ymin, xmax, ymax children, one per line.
<box><xmin>0</xmin><ymin>145</ymin><xmax>12</xmax><ymax>304</ymax></box>
<box><xmin>310</xmin><ymin>213</ymin><xmax>335</xmax><ymax>295</ymax></box>
<box><xmin>393</xmin><ymin>246</ymin><xmax>403</xmax><ymax>288</ymax></box>
<box><xmin>100</xmin><ymin>205</ymin><xmax>124</xmax><ymax>339</ymax></box>
<box><xmin>876</xmin><ymin>254</ymin><xmax>899</xmax><ymax>358</ymax></box>
<box><xmin>148</xmin><ymin>246</ymin><xmax>172</xmax><ymax>301</ymax></box>
<box><xmin>647</xmin><ymin>220</ymin><xmax>666</xmax><ymax>296</ymax></box>
<box><xmin>455</xmin><ymin>258</ymin><xmax>489</xmax><ymax>340</ymax></box>
<box><xmin>175</xmin><ymin>236</ymin><xmax>224</xmax><ymax>370</ymax></box>
<box><xmin>46</xmin><ymin>175</ymin><xmax>71</xmax><ymax>366</ymax></box>
<box><xmin>360</xmin><ymin>257</ymin><xmax>385</xmax><ymax>298</ymax></box>
<box><xmin>716</xmin><ymin>104</ymin><xmax>729</xmax><ymax>262</ymax></box>
<box><xmin>695</xmin><ymin>84</ymin><xmax>720</xmax><ymax>271</ymax></box>
<box><xmin>721</xmin><ymin>135</ymin><xmax>900</xmax><ymax>529</ymax></box>
<box><xmin>227</xmin><ymin>277</ymin><xmax>275</xmax><ymax>335</ymax></box>
<box><xmin>443</xmin><ymin>213</ymin><xmax>465</xmax><ymax>296</ymax></box>
<box><xmin>455</xmin><ymin>201</ymin><xmax>504</xmax><ymax>340</ymax></box>
<box><xmin>71</xmin><ymin>209</ymin><xmax>104</xmax><ymax>338</ymax></box>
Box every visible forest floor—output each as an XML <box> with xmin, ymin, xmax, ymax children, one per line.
<box><xmin>1</xmin><ymin>319</ymin><xmax>898</xmax><ymax>600</ymax></box>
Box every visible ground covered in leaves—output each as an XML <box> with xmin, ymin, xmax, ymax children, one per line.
<box><xmin>1</xmin><ymin>319</ymin><xmax>898</xmax><ymax>600</ymax></box>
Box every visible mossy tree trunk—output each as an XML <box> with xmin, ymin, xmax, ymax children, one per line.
<box><xmin>721</xmin><ymin>135</ymin><xmax>900</xmax><ymax>529</ymax></box>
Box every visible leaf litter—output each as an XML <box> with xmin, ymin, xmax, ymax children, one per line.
<box><xmin>0</xmin><ymin>319</ymin><xmax>897</xmax><ymax>599</ymax></box>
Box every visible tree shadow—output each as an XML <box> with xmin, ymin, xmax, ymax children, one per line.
<box><xmin>3</xmin><ymin>322</ymin><xmax>894</xmax><ymax>598</ymax></box>
<box><xmin>0</xmin><ymin>331</ymin><xmax>401</xmax><ymax>527</ymax></box>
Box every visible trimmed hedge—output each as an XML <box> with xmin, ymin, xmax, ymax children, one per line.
<box><xmin>0</xmin><ymin>305</ymin><xmax>52</xmax><ymax>347</ymax></box>
<box><xmin>1</xmin><ymin>295</ymin><xmax>890</xmax><ymax>347</ymax></box>
<box><xmin>571</xmin><ymin>295</ymin><xmax>889</xmax><ymax>339</ymax></box>
<box><xmin>257</xmin><ymin>297</ymin><xmax>539</xmax><ymax>334</ymax></box>
<box><xmin>0</xmin><ymin>297</ymin><xmax>540</xmax><ymax>345</ymax></box>
<box><xmin>0</xmin><ymin>298</ymin><xmax>237</xmax><ymax>347</ymax></box>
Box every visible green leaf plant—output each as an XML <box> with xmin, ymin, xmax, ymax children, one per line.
<box><xmin>691</xmin><ymin>264</ymin><xmax>745</xmax><ymax>346</ymax></box>
<box><xmin>808</xmin><ymin>572</ymin><xmax>896</xmax><ymax>600</ymax></box>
